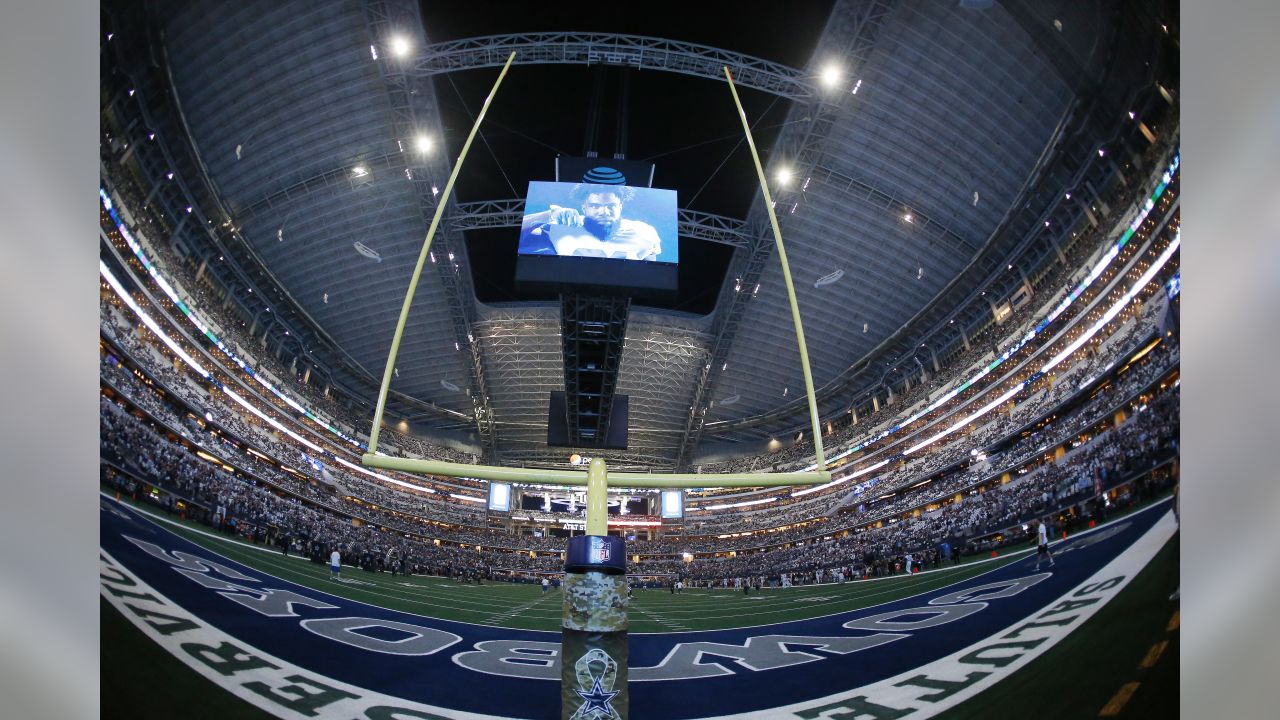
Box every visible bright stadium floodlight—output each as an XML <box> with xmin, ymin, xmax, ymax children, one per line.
<box><xmin>820</xmin><ymin>64</ymin><xmax>842</xmax><ymax>88</ymax></box>
<box><xmin>389</xmin><ymin>35</ymin><xmax>411</xmax><ymax>58</ymax></box>
<box><xmin>775</xmin><ymin>166</ymin><xmax>793</xmax><ymax>186</ymax></box>
<box><xmin>414</xmin><ymin>133</ymin><xmax>433</xmax><ymax>154</ymax></box>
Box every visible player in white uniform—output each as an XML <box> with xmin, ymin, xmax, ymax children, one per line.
<box><xmin>1035</xmin><ymin>519</ymin><xmax>1055</xmax><ymax>570</ymax></box>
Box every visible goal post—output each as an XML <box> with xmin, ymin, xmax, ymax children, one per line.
<box><xmin>360</xmin><ymin>59</ymin><xmax>838</xmax><ymax>720</ymax></box>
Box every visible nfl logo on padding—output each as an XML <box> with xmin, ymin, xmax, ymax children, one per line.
<box><xmin>589</xmin><ymin>536</ymin><xmax>610</xmax><ymax>564</ymax></box>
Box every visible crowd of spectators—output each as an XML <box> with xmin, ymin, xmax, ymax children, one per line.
<box><xmin>101</xmin><ymin>361</ymin><xmax>1177</xmax><ymax>587</ymax></box>
<box><xmin>100</xmin><ymin>182</ymin><xmax>477</xmax><ymax>469</ymax></box>
<box><xmin>100</xmin><ymin>235</ymin><xmax>1179</xmax><ymax>572</ymax></box>
<box><xmin>100</xmin><ymin>260</ymin><xmax>497</xmax><ymax>525</ymax></box>
<box><xmin>682</xmin><ymin>331</ymin><xmax>1177</xmax><ymax>543</ymax></box>
<box><xmin>697</xmin><ymin>162</ymin><xmax>1178</xmax><ymax>480</ymax></box>
<box><xmin>101</xmin><ymin>242</ymin><xmax>1178</xmax><ymax>579</ymax></box>
<box><xmin>100</xmin><ymin>344</ymin><xmax>489</xmax><ymax>530</ymax></box>
<box><xmin>98</xmin><ymin>141</ymin><xmax>1180</xmax><ymax>588</ymax></box>
<box><xmin>665</xmin><ymin>385</ymin><xmax>1176</xmax><ymax>587</ymax></box>
<box><xmin>683</xmin><ymin>297</ymin><xmax>1173</xmax><ymax>531</ymax></box>
<box><xmin>104</xmin><ymin>155</ymin><xmax>1172</xmax><ymax>486</ymax></box>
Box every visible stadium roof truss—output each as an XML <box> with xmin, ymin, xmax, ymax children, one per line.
<box><xmin>141</xmin><ymin>0</ymin><xmax>1154</xmax><ymax>470</ymax></box>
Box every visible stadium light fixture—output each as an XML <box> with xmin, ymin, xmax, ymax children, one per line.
<box><xmin>820</xmin><ymin>65</ymin><xmax>842</xmax><ymax>89</ymax></box>
<box><xmin>389</xmin><ymin>35</ymin><xmax>411</xmax><ymax>58</ymax></box>
<box><xmin>775</xmin><ymin>166</ymin><xmax>793</xmax><ymax>186</ymax></box>
<box><xmin>415</xmin><ymin>134</ymin><xmax>433</xmax><ymax>154</ymax></box>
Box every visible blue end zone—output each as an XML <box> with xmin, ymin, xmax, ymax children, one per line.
<box><xmin>101</xmin><ymin>496</ymin><xmax>1173</xmax><ymax>719</ymax></box>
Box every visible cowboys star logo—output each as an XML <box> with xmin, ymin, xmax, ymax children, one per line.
<box><xmin>570</xmin><ymin>648</ymin><xmax>621</xmax><ymax>720</ymax></box>
<box><xmin>575</xmin><ymin>677</ymin><xmax>619</xmax><ymax>716</ymax></box>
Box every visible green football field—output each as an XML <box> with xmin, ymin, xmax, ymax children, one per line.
<box><xmin>137</xmin><ymin>508</ymin><xmax>1038</xmax><ymax>633</ymax></box>
<box><xmin>103</xmin><ymin>495</ymin><xmax>1179</xmax><ymax>718</ymax></box>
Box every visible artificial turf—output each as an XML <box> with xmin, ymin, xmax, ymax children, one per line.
<box><xmin>125</xmin><ymin>500</ymin><xmax>1041</xmax><ymax>633</ymax></box>
<box><xmin>101</xmin><ymin>493</ymin><xmax>1178</xmax><ymax>718</ymax></box>
<box><xmin>101</xmin><ymin>596</ymin><xmax>279</xmax><ymax>720</ymax></box>
<box><xmin>932</xmin><ymin>533</ymin><xmax>1179</xmax><ymax>719</ymax></box>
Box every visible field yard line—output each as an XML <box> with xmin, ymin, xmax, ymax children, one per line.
<box><xmin>482</xmin><ymin>590</ymin><xmax>557</xmax><ymax>625</ymax></box>
<box><xmin>106</xmin><ymin>494</ymin><xmax>542</xmax><ymax>618</ymax></box>
<box><xmin>647</xmin><ymin>569</ymin><xmax>1021</xmax><ymax>624</ymax></box>
<box><xmin>631</xmin><ymin>603</ymin><xmax>688</xmax><ymax>631</ymax></box>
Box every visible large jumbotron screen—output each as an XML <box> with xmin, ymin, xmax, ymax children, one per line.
<box><xmin>514</xmin><ymin>181</ymin><xmax>679</xmax><ymax>295</ymax></box>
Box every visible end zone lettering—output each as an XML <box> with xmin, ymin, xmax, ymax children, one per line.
<box><xmin>101</xmin><ymin>549</ymin><xmax>496</xmax><ymax>720</ymax></box>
